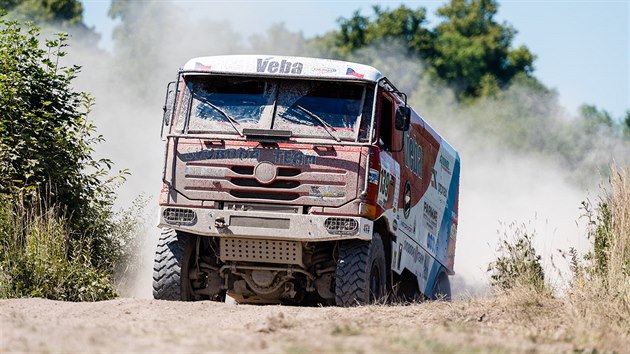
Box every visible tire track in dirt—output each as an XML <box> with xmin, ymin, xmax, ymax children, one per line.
<box><xmin>1</xmin><ymin>297</ymin><xmax>583</xmax><ymax>353</ymax></box>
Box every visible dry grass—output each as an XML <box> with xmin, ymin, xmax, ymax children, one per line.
<box><xmin>562</xmin><ymin>164</ymin><xmax>630</xmax><ymax>350</ymax></box>
<box><xmin>472</xmin><ymin>164</ymin><xmax>630</xmax><ymax>352</ymax></box>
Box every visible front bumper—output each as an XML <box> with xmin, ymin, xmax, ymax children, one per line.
<box><xmin>159</xmin><ymin>206</ymin><xmax>374</xmax><ymax>242</ymax></box>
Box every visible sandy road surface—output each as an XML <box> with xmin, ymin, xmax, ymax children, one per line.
<box><xmin>1</xmin><ymin>296</ymin><xmax>591</xmax><ymax>353</ymax></box>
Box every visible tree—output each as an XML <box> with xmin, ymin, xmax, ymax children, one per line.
<box><xmin>0</xmin><ymin>17</ymin><xmax>120</xmax><ymax>259</ymax></box>
<box><xmin>0</xmin><ymin>0</ymin><xmax>20</xmax><ymax>11</ymax></box>
<box><xmin>1</xmin><ymin>0</ymin><xmax>83</xmax><ymax>26</ymax></box>
<box><xmin>432</xmin><ymin>0</ymin><xmax>535</xmax><ymax>99</ymax></box>
<box><xmin>366</xmin><ymin>5</ymin><xmax>434</xmax><ymax>59</ymax></box>
<box><xmin>323</xmin><ymin>6</ymin><xmax>433</xmax><ymax>60</ymax></box>
<box><xmin>315</xmin><ymin>1</ymin><xmax>535</xmax><ymax>101</ymax></box>
<box><xmin>579</xmin><ymin>104</ymin><xmax>613</xmax><ymax>128</ymax></box>
<box><xmin>1</xmin><ymin>0</ymin><xmax>98</xmax><ymax>44</ymax></box>
<box><xmin>0</xmin><ymin>17</ymin><xmax>133</xmax><ymax>300</ymax></box>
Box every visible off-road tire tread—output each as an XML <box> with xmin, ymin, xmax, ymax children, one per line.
<box><xmin>335</xmin><ymin>233</ymin><xmax>385</xmax><ymax>307</ymax></box>
<box><xmin>152</xmin><ymin>229</ymin><xmax>186</xmax><ymax>301</ymax></box>
<box><xmin>433</xmin><ymin>270</ymin><xmax>452</xmax><ymax>301</ymax></box>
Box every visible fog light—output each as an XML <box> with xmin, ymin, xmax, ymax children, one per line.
<box><xmin>324</xmin><ymin>217</ymin><xmax>358</xmax><ymax>235</ymax></box>
<box><xmin>163</xmin><ymin>208</ymin><xmax>197</xmax><ymax>225</ymax></box>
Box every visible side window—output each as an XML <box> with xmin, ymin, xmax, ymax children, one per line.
<box><xmin>175</xmin><ymin>80</ymin><xmax>192</xmax><ymax>133</ymax></box>
<box><xmin>379</xmin><ymin>95</ymin><xmax>393</xmax><ymax>150</ymax></box>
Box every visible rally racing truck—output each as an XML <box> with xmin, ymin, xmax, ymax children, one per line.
<box><xmin>153</xmin><ymin>55</ymin><xmax>460</xmax><ymax>306</ymax></box>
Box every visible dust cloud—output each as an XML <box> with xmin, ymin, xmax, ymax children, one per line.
<box><xmin>349</xmin><ymin>45</ymin><xmax>630</xmax><ymax>294</ymax></box>
<box><xmin>57</xmin><ymin>2</ymin><xmax>628</xmax><ymax>298</ymax></box>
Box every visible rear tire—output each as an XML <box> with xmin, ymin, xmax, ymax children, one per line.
<box><xmin>152</xmin><ymin>229</ymin><xmax>188</xmax><ymax>301</ymax></box>
<box><xmin>432</xmin><ymin>270</ymin><xmax>452</xmax><ymax>301</ymax></box>
<box><xmin>335</xmin><ymin>232</ymin><xmax>387</xmax><ymax>306</ymax></box>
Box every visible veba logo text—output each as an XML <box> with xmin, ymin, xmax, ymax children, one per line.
<box><xmin>257</xmin><ymin>58</ymin><xmax>303</xmax><ymax>74</ymax></box>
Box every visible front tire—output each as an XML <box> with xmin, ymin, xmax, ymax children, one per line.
<box><xmin>152</xmin><ymin>229</ymin><xmax>188</xmax><ymax>301</ymax></box>
<box><xmin>335</xmin><ymin>232</ymin><xmax>387</xmax><ymax>306</ymax></box>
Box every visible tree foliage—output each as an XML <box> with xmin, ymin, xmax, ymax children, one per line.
<box><xmin>318</xmin><ymin>5</ymin><xmax>433</xmax><ymax>61</ymax></box>
<box><xmin>1</xmin><ymin>0</ymin><xmax>83</xmax><ymax>26</ymax></box>
<box><xmin>0</xmin><ymin>17</ymin><xmax>123</xmax><ymax>268</ymax></box>
<box><xmin>433</xmin><ymin>0</ymin><xmax>534</xmax><ymax>98</ymax></box>
<box><xmin>316</xmin><ymin>0</ymin><xmax>536</xmax><ymax>100</ymax></box>
<box><xmin>1</xmin><ymin>0</ymin><xmax>98</xmax><ymax>45</ymax></box>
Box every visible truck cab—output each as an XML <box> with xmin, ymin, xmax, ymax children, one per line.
<box><xmin>154</xmin><ymin>55</ymin><xmax>460</xmax><ymax>305</ymax></box>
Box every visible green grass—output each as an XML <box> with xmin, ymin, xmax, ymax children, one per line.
<box><xmin>0</xmin><ymin>196</ymin><xmax>116</xmax><ymax>301</ymax></box>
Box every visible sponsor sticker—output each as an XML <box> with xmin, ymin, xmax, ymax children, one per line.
<box><xmin>440</xmin><ymin>155</ymin><xmax>451</xmax><ymax>175</ymax></box>
<box><xmin>403</xmin><ymin>240</ymin><xmax>424</xmax><ymax>265</ymax></box>
<box><xmin>368</xmin><ymin>168</ymin><xmax>379</xmax><ymax>184</ymax></box>
<box><xmin>438</xmin><ymin>183</ymin><xmax>448</xmax><ymax>198</ymax></box>
<box><xmin>312</xmin><ymin>67</ymin><xmax>337</xmax><ymax>74</ymax></box>
<box><xmin>427</xmin><ymin>232</ymin><xmax>436</xmax><ymax>253</ymax></box>
<box><xmin>423</xmin><ymin>201</ymin><xmax>438</xmax><ymax>233</ymax></box>
<box><xmin>404</xmin><ymin>131</ymin><xmax>422</xmax><ymax>177</ymax></box>
<box><xmin>309</xmin><ymin>186</ymin><xmax>345</xmax><ymax>199</ymax></box>
<box><xmin>257</xmin><ymin>57</ymin><xmax>303</xmax><ymax>74</ymax></box>
<box><xmin>180</xmin><ymin>148</ymin><xmax>260</xmax><ymax>162</ymax></box>
<box><xmin>403</xmin><ymin>181</ymin><xmax>412</xmax><ymax>218</ymax></box>
<box><xmin>272</xmin><ymin>150</ymin><xmax>316</xmax><ymax>166</ymax></box>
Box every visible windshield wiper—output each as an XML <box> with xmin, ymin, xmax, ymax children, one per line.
<box><xmin>195</xmin><ymin>95</ymin><xmax>244</xmax><ymax>137</ymax></box>
<box><xmin>295</xmin><ymin>105</ymin><xmax>341</xmax><ymax>142</ymax></box>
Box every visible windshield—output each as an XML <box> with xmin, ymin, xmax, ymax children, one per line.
<box><xmin>178</xmin><ymin>75</ymin><xmax>373</xmax><ymax>142</ymax></box>
<box><xmin>185</xmin><ymin>77</ymin><xmax>275</xmax><ymax>134</ymax></box>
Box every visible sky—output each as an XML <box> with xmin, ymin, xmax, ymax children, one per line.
<box><xmin>81</xmin><ymin>0</ymin><xmax>629</xmax><ymax>120</ymax></box>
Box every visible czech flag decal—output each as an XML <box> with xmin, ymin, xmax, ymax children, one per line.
<box><xmin>346</xmin><ymin>67</ymin><xmax>364</xmax><ymax>79</ymax></box>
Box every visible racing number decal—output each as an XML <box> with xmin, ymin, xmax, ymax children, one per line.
<box><xmin>378</xmin><ymin>153</ymin><xmax>401</xmax><ymax>210</ymax></box>
<box><xmin>377</xmin><ymin>168</ymin><xmax>391</xmax><ymax>207</ymax></box>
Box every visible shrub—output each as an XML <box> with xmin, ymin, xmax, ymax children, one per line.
<box><xmin>0</xmin><ymin>195</ymin><xmax>116</xmax><ymax>301</ymax></box>
<box><xmin>0</xmin><ymin>18</ymin><xmax>129</xmax><ymax>300</ymax></box>
<box><xmin>0</xmin><ymin>17</ymin><xmax>125</xmax><ymax>249</ymax></box>
<box><xmin>487</xmin><ymin>222</ymin><xmax>547</xmax><ymax>293</ymax></box>
<box><xmin>576</xmin><ymin>164</ymin><xmax>629</xmax><ymax>296</ymax></box>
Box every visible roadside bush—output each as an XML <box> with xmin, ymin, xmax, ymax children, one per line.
<box><xmin>566</xmin><ymin>165</ymin><xmax>630</xmax><ymax>340</ymax></box>
<box><xmin>485</xmin><ymin>165</ymin><xmax>629</xmax><ymax>349</ymax></box>
<box><xmin>580</xmin><ymin>166</ymin><xmax>630</xmax><ymax>281</ymax></box>
<box><xmin>487</xmin><ymin>222</ymin><xmax>547</xmax><ymax>293</ymax></box>
<box><xmin>109</xmin><ymin>194</ymin><xmax>151</xmax><ymax>293</ymax></box>
<box><xmin>0</xmin><ymin>18</ymin><xmax>131</xmax><ymax>300</ymax></box>
<box><xmin>0</xmin><ymin>195</ymin><xmax>116</xmax><ymax>300</ymax></box>
<box><xmin>0</xmin><ymin>17</ymin><xmax>124</xmax><ymax>244</ymax></box>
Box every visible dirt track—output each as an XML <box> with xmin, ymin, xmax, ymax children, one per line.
<box><xmin>1</xmin><ymin>296</ymin><xmax>590</xmax><ymax>353</ymax></box>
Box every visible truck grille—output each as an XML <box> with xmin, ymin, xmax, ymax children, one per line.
<box><xmin>220</xmin><ymin>238</ymin><xmax>302</xmax><ymax>266</ymax></box>
<box><xmin>230</xmin><ymin>178</ymin><xmax>300</xmax><ymax>189</ymax></box>
<box><xmin>229</xmin><ymin>191</ymin><xmax>300</xmax><ymax>201</ymax></box>
<box><xmin>175</xmin><ymin>143</ymin><xmax>361</xmax><ymax>206</ymax></box>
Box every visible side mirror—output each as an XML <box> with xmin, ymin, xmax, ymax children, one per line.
<box><xmin>395</xmin><ymin>106</ymin><xmax>411</xmax><ymax>131</ymax></box>
<box><xmin>161</xmin><ymin>81</ymin><xmax>176</xmax><ymax>140</ymax></box>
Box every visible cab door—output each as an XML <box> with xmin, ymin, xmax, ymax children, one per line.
<box><xmin>375</xmin><ymin>91</ymin><xmax>401</xmax><ymax>219</ymax></box>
